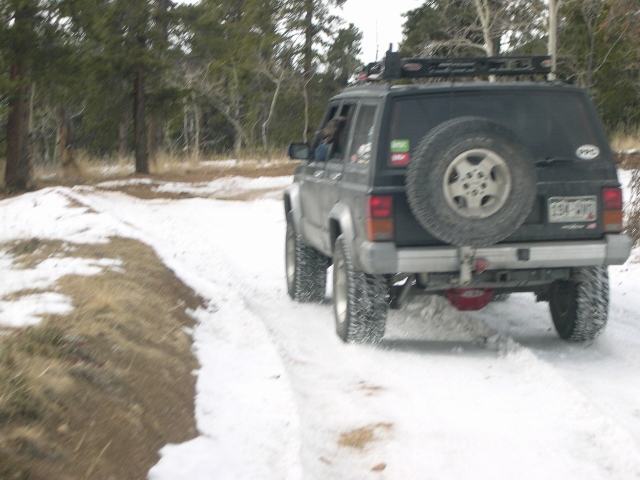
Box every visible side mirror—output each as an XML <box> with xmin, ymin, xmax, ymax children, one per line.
<box><xmin>288</xmin><ymin>143</ymin><xmax>311</xmax><ymax>160</ymax></box>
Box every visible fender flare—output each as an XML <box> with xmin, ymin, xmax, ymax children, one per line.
<box><xmin>283</xmin><ymin>183</ymin><xmax>303</xmax><ymax>234</ymax></box>
<box><xmin>328</xmin><ymin>203</ymin><xmax>362</xmax><ymax>268</ymax></box>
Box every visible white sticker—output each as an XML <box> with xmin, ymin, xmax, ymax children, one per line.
<box><xmin>576</xmin><ymin>144</ymin><xmax>600</xmax><ymax>160</ymax></box>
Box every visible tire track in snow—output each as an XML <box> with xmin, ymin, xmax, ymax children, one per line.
<box><xmin>61</xmin><ymin>187</ymin><xmax>304</xmax><ymax>480</ymax></box>
<box><xmin>473</xmin><ymin>287</ymin><xmax>640</xmax><ymax>454</ymax></box>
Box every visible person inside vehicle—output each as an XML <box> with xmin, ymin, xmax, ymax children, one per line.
<box><xmin>314</xmin><ymin>116</ymin><xmax>347</xmax><ymax>161</ymax></box>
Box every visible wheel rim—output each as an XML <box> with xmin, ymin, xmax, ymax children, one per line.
<box><xmin>285</xmin><ymin>226</ymin><xmax>296</xmax><ymax>291</ymax></box>
<box><xmin>334</xmin><ymin>254</ymin><xmax>347</xmax><ymax>326</ymax></box>
<box><xmin>443</xmin><ymin>148</ymin><xmax>512</xmax><ymax>219</ymax></box>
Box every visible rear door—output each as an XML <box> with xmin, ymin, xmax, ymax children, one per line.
<box><xmin>384</xmin><ymin>88</ymin><xmax>618</xmax><ymax>247</ymax></box>
<box><xmin>299</xmin><ymin>104</ymin><xmax>338</xmax><ymax>250</ymax></box>
<box><xmin>319</xmin><ymin>102</ymin><xmax>355</xmax><ymax>251</ymax></box>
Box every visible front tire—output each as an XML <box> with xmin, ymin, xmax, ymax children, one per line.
<box><xmin>333</xmin><ymin>235</ymin><xmax>387</xmax><ymax>343</ymax></box>
<box><xmin>548</xmin><ymin>266</ymin><xmax>609</xmax><ymax>342</ymax></box>
<box><xmin>286</xmin><ymin>213</ymin><xmax>328</xmax><ymax>302</ymax></box>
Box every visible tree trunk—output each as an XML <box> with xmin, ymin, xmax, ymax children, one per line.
<box><xmin>147</xmin><ymin>115</ymin><xmax>163</xmax><ymax>171</ymax></box>
<box><xmin>147</xmin><ymin>0</ymin><xmax>170</xmax><ymax>169</ymax></box>
<box><xmin>134</xmin><ymin>63</ymin><xmax>149</xmax><ymax>174</ymax></box>
<box><xmin>194</xmin><ymin>103</ymin><xmax>200</xmax><ymax>162</ymax></box>
<box><xmin>263</xmin><ymin>70</ymin><xmax>285</xmax><ymax>160</ymax></box>
<box><xmin>4</xmin><ymin>3</ymin><xmax>35</xmax><ymax>190</ymax></box>
<box><xmin>119</xmin><ymin>122</ymin><xmax>129</xmax><ymax>159</ymax></box>
<box><xmin>5</xmin><ymin>61</ymin><xmax>31</xmax><ymax>190</ymax></box>
<box><xmin>58</xmin><ymin>105</ymin><xmax>79</xmax><ymax>173</ymax></box>
<box><xmin>302</xmin><ymin>0</ymin><xmax>314</xmax><ymax>143</ymax></box>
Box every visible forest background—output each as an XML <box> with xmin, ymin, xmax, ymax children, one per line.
<box><xmin>0</xmin><ymin>0</ymin><xmax>639</xmax><ymax>191</ymax></box>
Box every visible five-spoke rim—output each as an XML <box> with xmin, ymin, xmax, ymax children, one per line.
<box><xmin>443</xmin><ymin>148</ymin><xmax>512</xmax><ymax>219</ymax></box>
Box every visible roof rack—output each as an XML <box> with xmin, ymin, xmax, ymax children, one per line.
<box><xmin>354</xmin><ymin>47</ymin><xmax>552</xmax><ymax>84</ymax></box>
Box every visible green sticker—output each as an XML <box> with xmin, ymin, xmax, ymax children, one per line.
<box><xmin>391</xmin><ymin>139</ymin><xmax>410</xmax><ymax>152</ymax></box>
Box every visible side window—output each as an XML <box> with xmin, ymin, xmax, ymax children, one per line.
<box><xmin>314</xmin><ymin>103</ymin><xmax>354</xmax><ymax>162</ymax></box>
<box><xmin>348</xmin><ymin>105</ymin><xmax>377</xmax><ymax>164</ymax></box>
<box><xmin>311</xmin><ymin>105</ymin><xmax>339</xmax><ymax>155</ymax></box>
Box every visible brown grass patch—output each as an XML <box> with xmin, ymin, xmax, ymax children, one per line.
<box><xmin>611</xmin><ymin>130</ymin><xmax>640</xmax><ymax>153</ymax></box>
<box><xmin>338</xmin><ymin>423</ymin><xmax>393</xmax><ymax>450</ymax></box>
<box><xmin>6</xmin><ymin>238</ymin><xmax>74</xmax><ymax>269</ymax></box>
<box><xmin>2</xmin><ymin>156</ymin><xmax>299</xmax><ymax>200</ymax></box>
<box><xmin>0</xmin><ymin>237</ymin><xmax>203</xmax><ymax>479</ymax></box>
<box><xmin>615</xmin><ymin>151</ymin><xmax>640</xmax><ymax>169</ymax></box>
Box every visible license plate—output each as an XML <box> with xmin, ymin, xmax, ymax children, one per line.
<box><xmin>548</xmin><ymin>196</ymin><xmax>597</xmax><ymax>223</ymax></box>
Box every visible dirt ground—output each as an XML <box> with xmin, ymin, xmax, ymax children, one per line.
<box><xmin>0</xmin><ymin>238</ymin><xmax>203</xmax><ymax>479</ymax></box>
<box><xmin>0</xmin><ymin>163</ymin><xmax>297</xmax><ymax>479</ymax></box>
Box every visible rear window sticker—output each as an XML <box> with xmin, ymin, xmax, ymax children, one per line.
<box><xmin>390</xmin><ymin>139</ymin><xmax>410</xmax><ymax>166</ymax></box>
<box><xmin>576</xmin><ymin>144</ymin><xmax>600</xmax><ymax>160</ymax></box>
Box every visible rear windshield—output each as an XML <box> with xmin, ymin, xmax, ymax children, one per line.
<box><xmin>387</xmin><ymin>91</ymin><xmax>604</xmax><ymax>166</ymax></box>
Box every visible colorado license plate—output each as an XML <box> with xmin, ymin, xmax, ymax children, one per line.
<box><xmin>548</xmin><ymin>196</ymin><xmax>597</xmax><ymax>223</ymax></box>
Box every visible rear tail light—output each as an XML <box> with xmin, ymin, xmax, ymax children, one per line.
<box><xmin>602</xmin><ymin>187</ymin><xmax>623</xmax><ymax>233</ymax></box>
<box><xmin>603</xmin><ymin>187</ymin><xmax>623</xmax><ymax>210</ymax></box>
<box><xmin>367</xmin><ymin>195</ymin><xmax>394</xmax><ymax>241</ymax></box>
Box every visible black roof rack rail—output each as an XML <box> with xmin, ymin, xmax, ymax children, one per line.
<box><xmin>354</xmin><ymin>48</ymin><xmax>552</xmax><ymax>84</ymax></box>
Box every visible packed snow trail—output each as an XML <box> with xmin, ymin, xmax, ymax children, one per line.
<box><xmin>4</xmin><ymin>183</ymin><xmax>640</xmax><ymax>479</ymax></box>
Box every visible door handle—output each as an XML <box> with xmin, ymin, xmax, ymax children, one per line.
<box><xmin>314</xmin><ymin>170</ymin><xmax>324</xmax><ymax>178</ymax></box>
<box><xmin>330</xmin><ymin>172</ymin><xmax>342</xmax><ymax>180</ymax></box>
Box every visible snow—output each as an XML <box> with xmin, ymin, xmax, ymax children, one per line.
<box><xmin>2</xmin><ymin>174</ymin><xmax>640</xmax><ymax>479</ymax></box>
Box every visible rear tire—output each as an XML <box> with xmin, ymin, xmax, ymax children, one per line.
<box><xmin>333</xmin><ymin>235</ymin><xmax>387</xmax><ymax>343</ymax></box>
<box><xmin>548</xmin><ymin>266</ymin><xmax>609</xmax><ymax>342</ymax></box>
<box><xmin>285</xmin><ymin>213</ymin><xmax>328</xmax><ymax>302</ymax></box>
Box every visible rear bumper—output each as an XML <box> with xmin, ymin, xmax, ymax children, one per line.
<box><xmin>356</xmin><ymin>234</ymin><xmax>633</xmax><ymax>274</ymax></box>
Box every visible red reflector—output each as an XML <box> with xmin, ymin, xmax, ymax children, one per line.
<box><xmin>368</xmin><ymin>196</ymin><xmax>393</xmax><ymax>218</ymax></box>
<box><xmin>474</xmin><ymin>258</ymin><xmax>490</xmax><ymax>274</ymax></box>
<box><xmin>603</xmin><ymin>187</ymin><xmax>622</xmax><ymax>210</ymax></box>
<box><xmin>403</xmin><ymin>63</ymin><xmax>423</xmax><ymax>72</ymax></box>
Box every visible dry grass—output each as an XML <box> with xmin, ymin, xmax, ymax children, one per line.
<box><xmin>35</xmin><ymin>152</ymin><xmax>297</xmax><ymax>184</ymax></box>
<box><xmin>0</xmin><ymin>237</ymin><xmax>203</xmax><ymax>479</ymax></box>
<box><xmin>337</xmin><ymin>423</ymin><xmax>393</xmax><ymax>450</ymax></box>
<box><xmin>611</xmin><ymin>129</ymin><xmax>640</xmax><ymax>152</ymax></box>
<box><xmin>1</xmin><ymin>152</ymin><xmax>298</xmax><ymax>198</ymax></box>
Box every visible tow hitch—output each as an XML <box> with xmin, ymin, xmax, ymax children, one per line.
<box><xmin>447</xmin><ymin>246</ymin><xmax>494</xmax><ymax>310</ymax></box>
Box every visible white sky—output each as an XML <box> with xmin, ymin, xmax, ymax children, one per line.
<box><xmin>338</xmin><ymin>0</ymin><xmax>423</xmax><ymax>61</ymax></box>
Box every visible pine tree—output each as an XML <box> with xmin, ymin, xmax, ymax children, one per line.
<box><xmin>281</xmin><ymin>0</ymin><xmax>346</xmax><ymax>141</ymax></box>
<box><xmin>70</xmin><ymin>0</ymin><xmax>173</xmax><ymax>173</ymax></box>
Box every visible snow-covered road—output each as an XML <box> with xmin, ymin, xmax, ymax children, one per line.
<box><xmin>2</xmin><ymin>177</ymin><xmax>640</xmax><ymax>479</ymax></box>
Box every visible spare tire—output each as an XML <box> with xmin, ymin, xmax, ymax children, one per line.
<box><xmin>406</xmin><ymin>116</ymin><xmax>536</xmax><ymax>247</ymax></box>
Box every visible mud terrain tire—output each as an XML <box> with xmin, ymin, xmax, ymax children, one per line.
<box><xmin>333</xmin><ymin>235</ymin><xmax>387</xmax><ymax>343</ymax></box>
<box><xmin>286</xmin><ymin>213</ymin><xmax>328</xmax><ymax>302</ymax></box>
<box><xmin>549</xmin><ymin>266</ymin><xmax>609</xmax><ymax>342</ymax></box>
<box><xmin>406</xmin><ymin>117</ymin><xmax>536</xmax><ymax>247</ymax></box>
